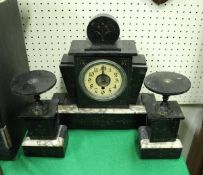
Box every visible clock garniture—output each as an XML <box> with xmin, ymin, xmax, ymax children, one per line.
<box><xmin>139</xmin><ymin>72</ymin><xmax>191</xmax><ymax>158</ymax></box>
<box><xmin>10</xmin><ymin>70</ymin><xmax>67</xmax><ymax>157</ymax></box>
<box><xmin>58</xmin><ymin>14</ymin><xmax>148</xmax><ymax>129</ymax></box>
<box><xmin>9</xmin><ymin>14</ymin><xmax>192</xmax><ymax>159</ymax></box>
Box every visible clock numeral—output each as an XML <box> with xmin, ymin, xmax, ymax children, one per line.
<box><xmin>101</xmin><ymin>66</ymin><xmax>107</xmax><ymax>71</ymax></box>
<box><xmin>94</xmin><ymin>88</ymin><xmax>98</xmax><ymax>94</ymax></box>
<box><xmin>89</xmin><ymin>72</ymin><xmax>94</xmax><ymax>77</ymax></box>
<box><xmin>90</xmin><ymin>84</ymin><xmax>93</xmax><ymax>89</ymax></box>
<box><xmin>109</xmin><ymin>88</ymin><xmax>112</xmax><ymax>93</ymax></box>
<box><xmin>101</xmin><ymin>90</ymin><xmax>105</xmax><ymax>95</ymax></box>
<box><xmin>88</xmin><ymin>78</ymin><xmax>92</xmax><ymax>82</ymax></box>
<box><xmin>113</xmin><ymin>84</ymin><xmax>117</xmax><ymax>89</ymax></box>
<box><xmin>115</xmin><ymin>78</ymin><xmax>119</xmax><ymax>83</ymax></box>
<box><xmin>114</xmin><ymin>73</ymin><xmax>118</xmax><ymax>77</ymax></box>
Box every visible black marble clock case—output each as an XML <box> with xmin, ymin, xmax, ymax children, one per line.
<box><xmin>58</xmin><ymin>39</ymin><xmax>148</xmax><ymax>129</ymax></box>
<box><xmin>60</xmin><ymin>40</ymin><xmax>147</xmax><ymax>108</ymax></box>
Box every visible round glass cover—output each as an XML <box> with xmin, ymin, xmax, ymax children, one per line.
<box><xmin>79</xmin><ymin>59</ymin><xmax>127</xmax><ymax>101</ymax></box>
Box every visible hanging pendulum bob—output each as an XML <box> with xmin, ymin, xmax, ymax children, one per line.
<box><xmin>58</xmin><ymin>14</ymin><xmax>148</xmax><ymax>129</ymax></box>
<box><xmin>10</xmin><ymin>70</ymin><xmax>68</xmax><ymax>157</ymax></box>
<box><xmin>139</xmin><ymin>72</ymin><xmax>191</xmax><ymax>159</ymax></box>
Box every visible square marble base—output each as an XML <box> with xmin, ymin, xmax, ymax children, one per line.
<box><xmin>138</xmin><ymin>126</ymin><xmax>182</xmax><ymax>159</ymax></box>
<box><xmin>22</xmin><ymin>125</ymin><xmax>67</xmax><ymax>157</ymax></box>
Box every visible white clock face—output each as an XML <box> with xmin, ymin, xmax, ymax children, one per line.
<box><xmin>79</xmin><ymin>60</ymin><xmax>127</xmax><ymax>101</ymax></box>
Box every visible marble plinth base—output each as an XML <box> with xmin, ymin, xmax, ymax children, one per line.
<box><xmin>22</xmin><ymin>125</ymin><xmax>67</xmax><ymax>157</ymax></box>
<box><xmin>138</xmin><ymin>126</ymin><xmax>182</xmax><ymax>159</ymax></box>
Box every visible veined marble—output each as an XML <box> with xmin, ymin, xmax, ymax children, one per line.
<box><xmin>22</xmin><ymin>125</ymin><xmax>64</xmax><ymax>147</ymax></box>
<box><xmin>58</xmin><ymin>105</ymin><xmax>146</xmax><ymax>114</ymax></box>
<box><xmin>140</xmin><ymin>139</ymin><xmax>183</xmax><ymax>149</ymax></box>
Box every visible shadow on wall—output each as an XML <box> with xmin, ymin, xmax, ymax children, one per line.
<box><xmin>179</xmin><ymin>104</ymin><xmax>203</xmax><ymax>159</ymax></box>
<box><xmin>17</xmin><ymin>1</ymin><xmax>30</xmax><ymax>37</ymax></box>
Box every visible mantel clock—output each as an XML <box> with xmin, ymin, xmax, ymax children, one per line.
<box><xmin>60</xmin><ymin>15</ymin><xmax>147</xmax><ymax>108</ymax></box>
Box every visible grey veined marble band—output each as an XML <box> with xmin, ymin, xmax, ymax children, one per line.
<box><xmin>58</xmin><ymin>105</ymin><xmax>146</xmax><ymax>114</ymax></box>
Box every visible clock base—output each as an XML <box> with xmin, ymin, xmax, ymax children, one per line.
<box><xmin>22</xmin><ymin>125</ymin><xmax>68</xmax><ymax>157</ymax></box>
<box><xmin>138</xmin><ymin>126</ymin><xmax>182</xmax><ymax>159</ymax></box>
<box><xmin>53</xmin><ymin>93</ymin><xmax>147</xmax><ymax>129</ymax></box>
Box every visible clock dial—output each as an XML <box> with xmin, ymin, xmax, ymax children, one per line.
<box><xmin>79</xmin><ymin>60</ymin><xmax>127</xmax><ymax>101</ymax></box>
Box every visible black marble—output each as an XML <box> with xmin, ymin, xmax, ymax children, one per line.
<box><xmin>23</xmin><ymin>125</ymin><xmax>68</xmax><ymax>158</ymax></box>
<box><xmin>138</xmin><ymin>126</ymin><xmax>182</xmax><ymax>159</ymax></box>
<box><xmin>10</xmin><ymin>70</ymin><xmax>56</xmax><ymax>96</ymax></box>
<box><xmin>87</xmin><ymin>14</ymin><xmax>120</xmax><ymax>45</ymax></box>
<box><xmin>68</xmin><ymin>40</ymin><xmax>137</xmax><ymax>56</ymax></box>
<box><xmin>141</xmin><ymin>94</ymin><xmax>184</xmax><ymax>142</ymax></box>
<box><xmin>19</xmin><ymin>99</ymin><xmax>59</xmax><ymax>140</ymax></box>
<box><xmin>53</xmin><ymin>93</ymin><xmax>147</xmax><ymax>129</ymax></box>
<box><xmin>144</xmin><ymin>72</ymin><xmax>191</xmax><ymax>96</ymax></box>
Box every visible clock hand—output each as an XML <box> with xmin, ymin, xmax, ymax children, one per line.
<box><xmin>100</xmin><ymin>66</ymin><xmax>107</xmax><ymax>89</ymax></box>
<box><xmin>101</xmin><ymin>65</ymin><xmax>105</xmax><ymax>75</ymax></box>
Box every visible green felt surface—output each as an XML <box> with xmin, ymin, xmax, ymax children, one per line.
<box><xmin>0</xmin><ymin>130</ymin><xmax>189</xmax><ymax>175</ymax></box>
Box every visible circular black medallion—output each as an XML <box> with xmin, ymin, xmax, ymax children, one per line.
<box><xmin>87</xmin><ymin>14</ymin><xmax>120</xmax><ymax>45</ymax></box>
